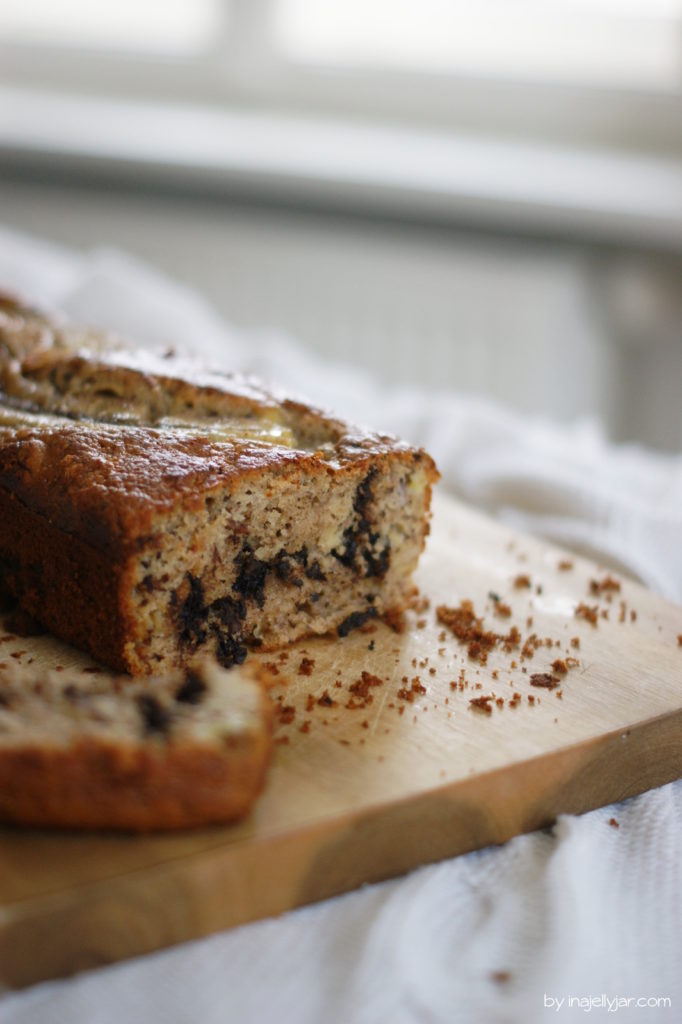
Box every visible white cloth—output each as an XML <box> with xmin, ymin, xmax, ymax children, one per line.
<box><xmin>1</xmin><ymin>226</ymin><xmax>680</xmax><ymax>1023</ymax></box>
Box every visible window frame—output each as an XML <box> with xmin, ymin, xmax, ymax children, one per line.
<box><xmin>1</xmin><ymin>0</ymin><xmax>680</xmax><ymax>156</ymax></box>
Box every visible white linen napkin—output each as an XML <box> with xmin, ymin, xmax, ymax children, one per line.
<box><xmin>1</xmin><ymin>226</ymin><xmax>680</xmax><ymax>1023</ymax></box>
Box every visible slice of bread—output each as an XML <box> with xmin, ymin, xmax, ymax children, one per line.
<box><xmin>0</xmin><ymin>660</ymin><xmax>273</xmax><ymax>831</ymax></box>
<box><xmin>0</xmin><ymin>296</ymin><xmax>439</xmax><ymax>674</ymax></box>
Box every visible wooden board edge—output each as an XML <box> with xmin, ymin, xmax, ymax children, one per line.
<box><xmin>1</xmin><ymin>705</ymin><xmax>681</xmax><ymax>989</ymax></box>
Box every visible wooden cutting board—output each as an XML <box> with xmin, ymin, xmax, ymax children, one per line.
<box><xmin>1</xmin><ymin>492</ymin><xmax>681</xmax><ymax>989</ymax></box>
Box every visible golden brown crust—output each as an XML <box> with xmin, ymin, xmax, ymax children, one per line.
<box><xmin>0</xmin><ymin>425</ymin><xmax>422</xmax><ymax>555</ymax></box>
<box><xmin>0</xmin><ymin>487</ymin><xmax>130</xmax><ymax>670</ymax></box>
<box><xmin>0</xmin><ymin>737</ymin><xmax>271</xmax><ymax>831</ymax></box>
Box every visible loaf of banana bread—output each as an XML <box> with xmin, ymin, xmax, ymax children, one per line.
<box><xmin>0</xmin><ymin>659</ymin><xmax>273</xmax><ymax>830</ymax></box>
<box><xmin>0</xmin><ymin>295</ymin><xmax>438</xmax><ymax>674</ymax></box>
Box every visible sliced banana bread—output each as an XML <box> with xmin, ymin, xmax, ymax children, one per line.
<box><xmin>0</xmin><ymin>295</ymin><xmax>439</xmax><ymax>674</ymax></box>
<box><xmin>0</xmin><ymin>659</ymin><xmax>273</xmax><ymax>830</ymax></box>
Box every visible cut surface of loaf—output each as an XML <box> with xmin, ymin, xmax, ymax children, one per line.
<box><xmin>0</xmin><ymin>660</ymin><xmax>273</xmax><ymax>830</ymax></box>
<box><xmin>0</xmin><ymin>295</ymin><xmax>439</xmax><ymax>674</ymax></box>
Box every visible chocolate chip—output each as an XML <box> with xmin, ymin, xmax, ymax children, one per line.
<box><xmin>211</xmin><ymin>594</ymin><xmax>246</xmax><ymax>632</ymax></box>
<box><xmin>332</xmin><ymin>469</ymin><xmax>379</xmax><ymax>574</ymax></box>
<box><xmin>216</xmin><ymin>632</ymin><xmax>248</xmax><ymax>668</ymax></box>
<box><xmin>332</xmin><ymin>530</ymin><xmax>358</xmax><ymax>569</ymax></box>
<box><xmin>175</xmin><ymin>669</ymin><xmax>207</xmax><ymax>705</ymax></box>
<box><xmin>362</xmin><ymin>541</ymin><xmax>390</xmax><ymax>579</ymax></box>
<box><xmin>137</xmin><ymin>694</ymin><xmax>171</xmax><ymax>735</ymax></box>
<box><xmin>305</xmin><ymin>560</ymin><xmax>326</xmax><ymax>582</ymax></box>
<box><xmin>292</xmin><ymin>547</ymin><xmax>308</xmax><ymax>567</ymax></box>
<box><xmin>233</xmin><ymin>546</ymin><xmax>269</xmax><ymax>607</ymax></box>
<box><xmin>273</xmin><ymin>551</ymin><xmax>295</xmax><ymax>583</ymax></box>
<box><xmin>337</xmin><ymin>607</ymin><xmax>378</xmax><ymax>638</ymax></box>
<box><xmin>175</xmin><ymin>573</ymin><xmax>207</xmax><ymax>649</ymax></box>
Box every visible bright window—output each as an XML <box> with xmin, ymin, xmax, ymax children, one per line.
<box><xmin>0</xmin><ymin>0</ymin><xmax>224</xmax><ymax>55</ymax></box>
<box><xmin>1</xmin><ymin>0</ymin><xmax>680</xmax><ymax>152</ymax></box>
<box><xmin>274</xmin><ymin>0</ymin><xmax>682</xmax><ymax>90</ymax></box>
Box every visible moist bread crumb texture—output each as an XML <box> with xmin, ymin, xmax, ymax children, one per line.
<box><xmin>0</xmin><ymin>659</ymin><xmax>274</xmax><ymax>830</ymax></box>
<box><xmin>0</xmin><ymin>295</ymin><xmax>439</xmax><ymax>674</ymax></box>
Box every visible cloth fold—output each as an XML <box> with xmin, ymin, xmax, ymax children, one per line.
<box><xmin>1</xmin><ymin>226</ymin><xmax>680</xmax><ymax>1023</ymax></box>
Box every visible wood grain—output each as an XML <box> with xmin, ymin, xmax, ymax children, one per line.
<box><xmin>1</xmin><ymin>492</ymin><xmax>681</xmax><ymax>988</ymax></box>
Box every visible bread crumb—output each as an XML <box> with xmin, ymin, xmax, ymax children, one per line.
<box><xmin>469</xmin><ymin>695</ymin><xmax>494</xmax><ymax>714</ymax></box>
<box><xmin>437</xmin><ymin>600</ymin><xmax>520</xmax><ymax>666</ymax></box>
<box><xmin>397</xmin><ymin>679</ymin><xmax>427</xmax><ymax>702</ymax></box>
<box><xmin>346</xmin><ymin>671</ymin><xmax>383</xmax><ymax>709</ymax></box>
<box><xmin>590</xmin><ymin>575</ymin><xmax>621</xmax><ymax>595</ymax></box>
<box><xmin>384</xmin><ymin>608</ymin><xmax>406</xmax><ymax>633</ymax></box>
<box><xmin>530</xmin><ymin>673</ymin><xmax>560</xmax><ymax>690</ymax></box>
<box><xmin>575</xmin><ymin>603</ymin><xmax>599</xmax><ymax>626</ymax></box>
<box><xmin>278</xmin><ymin>705</ymin><xmax>296</xmax><ymax>725</ymax></box>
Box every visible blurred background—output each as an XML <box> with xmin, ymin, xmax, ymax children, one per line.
<box><xmin>1</xmin><ymin>1</ymin><xmax>681</xmax><ymax>448</ymax></box>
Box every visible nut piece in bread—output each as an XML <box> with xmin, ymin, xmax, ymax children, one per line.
<box><xmin>0</xmin><ymin>296</ymin><xmax>439</xmax><ymax>674</ymax></box>
<box><xmin>0</xmin><ymin>660</ymin><xmax>273</xmax><ymax>831</ymax></box>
